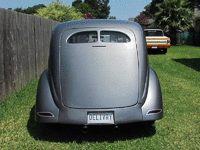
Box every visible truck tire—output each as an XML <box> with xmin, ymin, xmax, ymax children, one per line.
<box><xmin>162</xmin><ymin>48</ymin><xmax>167</xmax><ymax>54</ymax></box>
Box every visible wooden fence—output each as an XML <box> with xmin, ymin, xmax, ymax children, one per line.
<box><xmin>0</xmin><ymin>8</ymin><xmax>60</xmax><ymax>102</ymax></box>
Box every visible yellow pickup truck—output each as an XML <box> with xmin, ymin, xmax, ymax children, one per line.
<box><xmin>144</xmin><ymin>29</ymin><xmax>171</xmax><ymax>54</ymax></box>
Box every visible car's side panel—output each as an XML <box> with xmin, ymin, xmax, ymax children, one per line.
<box><xmin>131</xmin><ymin>27</ymin><xmax>149</xmax><ymax>105</ymax></box>
<box><xmin>140</xmin><ymin>67</ymin><xmax>149</xmax><ymax>106</ymax></box>
<box><xmin>49</xmin><ymin>29</ymin><xmax>62</xmax><ymax>101</ymax></box>
<box><xmin>142</xmin><ymin>68</ymin><xmax>163</xmax><ymax>121</ymax></box>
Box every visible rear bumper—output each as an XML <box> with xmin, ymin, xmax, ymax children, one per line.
<box><xmin>147</xmin><ymin>44</ymin><xmax>171</xmax><ymax>49</ymax></box>
<box><xmin>35</xmin><ymin>69</ymin><xmax>163</xmax><ymax>125</ymax></box>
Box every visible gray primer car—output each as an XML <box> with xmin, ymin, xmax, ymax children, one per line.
<box><xmin>35</xmin><ymin>19</ymin><xmax>163</xmax><ymax>128</ymax></box>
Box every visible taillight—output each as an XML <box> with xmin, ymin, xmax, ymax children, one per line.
<box><xmin>167</xmin><ymin>39</ymin><xmax>170</xmax><ymax>44</ymax></box>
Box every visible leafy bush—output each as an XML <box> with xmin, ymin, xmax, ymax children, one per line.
<box><xmin>36</xmin><ymin>0</ymin><xmax>84</xmax><ymax>22</ymax></box>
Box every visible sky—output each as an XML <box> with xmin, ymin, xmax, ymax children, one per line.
<box><xmin>0</xmin><ymin>0</ymin><xmax>152</xmax><ymax>20</ymax></box>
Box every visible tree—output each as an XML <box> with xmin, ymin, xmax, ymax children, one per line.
<box><xmin>14</xmin><ymin>4</ymin><xmax>46</xmax><ymax>14</ymax></box>
<box><xmin>144</xmin><ymin>0</ymin><xmax>199</xmax><ymax>18</ymax></box>
<box><xmin>98</xmin><ymin>0</ymin><xmax>110</xmax><ymax>19</ymax></box>
<box><xmin>155</xmin><ymin>0</ymin><xmax>194</xmax><ymax>45</ymax></box>
<box><xmin>134</xmin><ymin>12</ymin><xmax>149</xmax><ymax>26</ymax></box>
<box><xmin>72</xmin><ymin>0</ymin><xmax>82</xmax><ymax>7</ymax></box>
<box><xmin>188</xmin><ymin>0</ymin><xmax>200</xmax><ymax>11</ymax></box>
<box><xmin>72</xmin><ymin>0</ymin><xmax>110</xmax><ymax>19</ymax></box>
<box><xmin>84</xmin><ymin>0</ymin><xmax>110</xmax><ymax>19</ymax></box>
<box><xmin>84</xmin><ymin>0</ymin><xmax>99</xmax><ymax>18</ymax></box>
<box><xmin>73</xmin><ymin>0</ymin><xmax>94</xmax><ymax>16</ymax></box>
<box><xmin>108</xmin><ymin>16</ymin><xmax>116</xmax><ymax>19</ymax></box>
<box><xmin>35</xmin><ymin>0</ymin><xmax>84</xmax><ymax>22</ymax></box>
<box><xmin>143</xmin><ymin>4</ymin><xmax>152</xmax><ymax>18</ymax></box>
<box><xmin>143</xmin><ymin>0</ymin><xmax>164</xmax><ymax>19</ymax></box>
<box><xmin>25</xmin><ymin>4</ymin><xmax>46</xmax><ymax>14</ymax></box>
<box><xmin>84</xmin><ymin>12</ymin><xmax>96</xmax><ymax>19</ymax></box>
<box><xmin>14</xmin><ymin>7</ymin><xmax>25</xmax><ymax>13</ymax></box>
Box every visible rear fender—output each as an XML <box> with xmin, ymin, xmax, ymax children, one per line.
<box><xmin>35</xmin><ymin>70</ymin><xmax>59</xmax><ymax>123</ymax></box>
<box><xmin>142</xmin><ymin>68</ymin><xmax>163</xmax><ymax>121</ymax></box>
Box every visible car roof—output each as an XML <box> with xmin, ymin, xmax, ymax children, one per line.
<box><xmin>144</xmin><ymin>29</ymin><xmax>163</xmax><ymax>31</ymax></box>
<box><xmin>54</xmin><ymin>19</ymin><xmax>142</xmax><ymax>31</ymax></box>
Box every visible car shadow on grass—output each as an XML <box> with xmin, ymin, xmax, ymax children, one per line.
<box><xmin>172</xmin><ymin>58</ymin><xmax>200</xmax><ymax>72</ymax></box>
<box><xmin>27</xmin><ymin>105</ymin><xmax>156</xmax><ymax>143</ymax></box>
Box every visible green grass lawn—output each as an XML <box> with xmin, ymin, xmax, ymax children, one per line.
<box><xmin>0</xmin><ymin>45</ymin><xmax>200</xmax><ymax>149</ymax></box>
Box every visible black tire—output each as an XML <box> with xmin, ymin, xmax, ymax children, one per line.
<box><xmin>162</xmin><ymin>48</ymin><xmax>167</xmax><ymax>54</ymax></box>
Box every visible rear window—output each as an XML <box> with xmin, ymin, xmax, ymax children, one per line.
<box><xmin>67</xmin><ymin>31</ymin><xmax>98</xmax><ymax>43</ymax></box>
<box><xmin>100</xmin><ymin>31</ymin><xmax>130</xmax><ymax>43</ymax></box>
<box><xmin>144</xmin><ymin>30</ymin><xmax>163</xmax><ymax>36</ymax></box>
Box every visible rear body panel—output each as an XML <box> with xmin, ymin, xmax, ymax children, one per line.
<box><xmin>60</xmin><ymin>28</ymin><xmax>138</xmax><ymax>108</ymax></box>
<box><xmin>35</xmin><ymin>68</ymin><xmax>162</xmax><ymax>124</ymax></box>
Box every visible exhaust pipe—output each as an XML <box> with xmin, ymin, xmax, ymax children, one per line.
<box><xmin>113</xmin><ymin>125</ymin><xmax>120</xmax><ymax>133</ymax></box>
<box><xmin>81</xmin><ymin>125</ymin><xmax>89</xmax><ymax>133</ymax></box>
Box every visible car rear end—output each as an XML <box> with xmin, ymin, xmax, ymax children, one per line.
<box><xmin>146</xmin><ymin>37</ymin><xmax>171</xmax><ymax>49</ymax></box>
<box><xmin>145</xmin><ymin>29</ymin><xmax>171</xmax><ymax>49</ymax></box>
<box><xmin>35</xmin><ymin>20</ymin><xmax>163</xmax><ymax>126</ymax></box>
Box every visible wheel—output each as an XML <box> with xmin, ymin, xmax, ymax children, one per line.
<box><xmin>147</xmin><ymin>48</ymin><xmax>151</xmax><ymax>54</ymax></box>
<box><xmin>162</xmin><ymin>48</ymin><xmax>167</xmax><ymax>54</ymax></box>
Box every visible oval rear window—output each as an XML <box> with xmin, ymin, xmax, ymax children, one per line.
<box><xmin>67</xmin><ymin>31</ymin><xmax>98</xmax><ymax>43</ymax></box>
<box><xmin>100</xmin><ymin>31</ymin><xmax>130</xmax><ymax>43</ymax></box>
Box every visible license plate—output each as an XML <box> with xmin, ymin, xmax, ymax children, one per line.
<box><xmin>151</xmin><ymin>46</ymin><xmax>157</xmax><ymax>49</ymax></box>
<box><xmin>87</xmin><ymin>112</ymin><xmax>114</xmax><ymax>124</ymax></box>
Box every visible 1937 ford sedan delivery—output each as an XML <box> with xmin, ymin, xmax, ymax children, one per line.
<box><xmin>35</xmin><ymin>19</ymin><xmax>163</xmax><ymax>129</ymax></box>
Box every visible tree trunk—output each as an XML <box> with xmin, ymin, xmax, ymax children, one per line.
<box><xmin>170</xmin><ymin>27</ymin><xmax>177</xmax><ymax>46</ymax></box>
